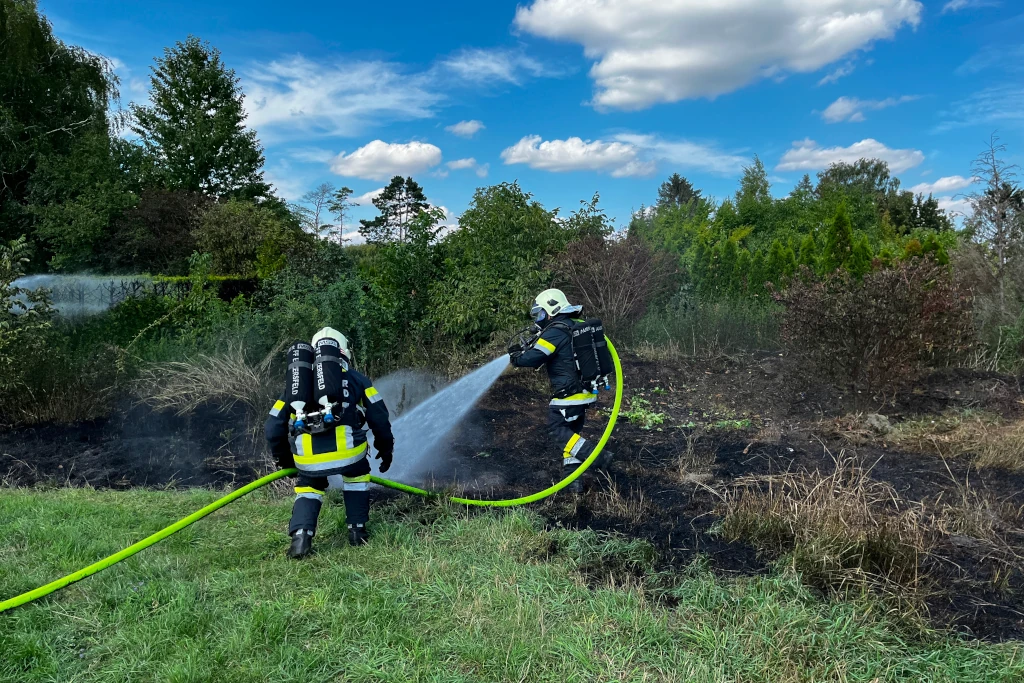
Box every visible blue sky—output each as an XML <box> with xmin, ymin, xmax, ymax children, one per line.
<box><xmin>42</xmin><ymin>0</ymin><xmax>1023</xmax><ymax>235</ymax></box>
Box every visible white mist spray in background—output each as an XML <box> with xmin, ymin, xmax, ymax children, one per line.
<box><xmin>328</xmin><ymin>355</ymin><xmax>510</xmax><ymax>488</ymax></box>
<box><xmin>11</xmin><ymin>274</ymin><xmax>151</xmax><ymax>317</ymax></box>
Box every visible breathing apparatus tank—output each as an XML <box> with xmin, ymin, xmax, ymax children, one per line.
<box><xmin>561</xmin><ymin>318</ymin><xmax>614</xmax><ymax>393</ymax></box>
<box><xmin>313</xmin><ymin>337</ymin><xmax>348</xmax><ymax>423</ymax></box>
<box><xmin>285</xmin><ymin>342</ymin><xmax>315</xmax><ymax>429</ymax></box>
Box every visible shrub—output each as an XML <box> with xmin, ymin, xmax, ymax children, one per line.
<box><xmin>774</xmin><ymin>260</ymin><xmax>974</xmax><ymax>393</ymax></box>
<box><xmin>553</xmin><ymin>233</ymin><xmax>678</xmax><ymax>336</ymax></box>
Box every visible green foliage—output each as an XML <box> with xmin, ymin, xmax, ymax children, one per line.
<box><xmin>0</xmin><ymin>236</ymin><xmax>53</xmax><ymax>392</ymax></box>
<box><xmin>195</xmin><ymin>199</ymin><xmax>297</xmax><ymax>276</ymax></box>
<box><xmin>821</xmin><ymin>203</ymin><xmax>854</xmax><ymax>274</ymax></box>
<box><xmin>624</xmin><ymin>395</ymin><xmax>666</xmax><ymax>429</ymax></box>
<box><xmin>358</xmin><ymin>175</ymin><xmax>429</xmax><ymax>245</ymax></box>
<box><xmin>428</xmin><ymin>183</ymin><xmax>593</xmax><ymax>343</ymax></box>
<box><xmin>131</xmin><ymin>36</ymin><xmax>268</xmax><ymax>200</ymax></box>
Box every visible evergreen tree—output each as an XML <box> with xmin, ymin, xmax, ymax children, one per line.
<box><xmin>765</xmin><ymin>239</ymin><xmax>787</xmax><ymax>284</ymax></box>
<box><xmin>821</xmin><ymin>204</ymin><xmax>854</xmax><ymax>273</ymax></box>
<box><xmin>797</xmin><ymin>232</ymin><xmax>819</xmax><ymax>271</ymax></box>
<box><xmin>359</xmin><ymin>176</ymin><xmax>429</xmax><ymax>244</ymax></box>
<box><xmin>657</xmin><ymin>173</ymin><xmax>701</xmax><ymax>208</ymax></box>
<box><xmin>327</xmin><ymin>186</ymin><xmax>354</xmax><ymax>242</ymax></box>
<box><xmin>734</xmin><ymin>248</ymin><xmax>752</xmax><ymax>295</ymax></box>
<box><xmin>782</xmin><ymin>245</ymin><xmax>798</xmax><ymax>278</ymax></box>
<box><xmin>847</xmin><ymin>235</ymin><xmax>873</xmax><ymax>277</ymax></box>
<box><xmin>748</xmin><ymin>249</ymin><xmax>767</xmax><ymax>294</ymax></box>
<box><xmin>131</xmin><ymin>36</ymin><xmax>268</xmax><ymax>199</ymax></box>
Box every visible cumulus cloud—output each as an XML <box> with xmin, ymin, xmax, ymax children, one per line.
<box><xmin>330</xmin><ymin>140</ymin><xmax>443</xmax><ymax>181</ymax></box>
<box><xmin>821</xmin><ymin>95</ymin><xmax>918</xmax><ymax>123</ymax></box>
<box><xmin>908</xmin><ymin>175</ymin><xmax>976</xmax><ymax>196</ymax></box>
<box><xmin>612</xmin><ymin>134</ymin><xmax>747</xmax><ymax>175</ymax></box>
<box><xmin>936</xmin><ymin>196</ymin><xmax>972</xmax><ymax>216</ymax></box>
<box><xmin>818</xmin><ymin>62</ymin><xmax>857</xmax><ymax>86</ymax></box>
<box><xmin>243</xmin><ymin>57</ymin><xmax>441</xmax><ymax>140</ymax></box>
<box><xmin>514</xmin><ymin>0</ymin><xmax>922</xmax><ymax>110</ymax></box>
<box><xmin>350</xmin><ymin>188</ymin><xmax>384</xmax><ymax>206</ymax></box>
<box><xmin>445</xmin><ymin>120</ymin><xmax>485</xmax><ymax>138</ymax></box>
<box><xmin>440</xmin><ymin>48</ymin><xmax>548</xmax><ymax>85</ymax></box>
<box><xmin>501</xmin><ymin>135</ymin><xmax>655</xmax><ymax>177</ymax></box>
<box><xmin>777</xmin><ymin>139</ymin><xmax>924</xmax><ymax>173</ymax></box>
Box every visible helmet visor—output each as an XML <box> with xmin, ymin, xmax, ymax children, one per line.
<box><xmin>530</xmin><ymin>303</ymin><xmax>548</xmax><ymax>324</ymax></box>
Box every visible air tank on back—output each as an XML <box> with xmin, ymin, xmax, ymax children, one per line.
<box><xmin>313</xmin><ymin>337</ymin><xmax>347</xmax><ymax>423</ymax></box>
<box><xmin>285</xmin><ymin>342</ymin><xmax>315</xmax><ymax>428</ymax></box>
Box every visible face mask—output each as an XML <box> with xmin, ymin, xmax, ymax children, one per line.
<box><xmin>530</xmin><ymin>303</ymin><xmax>547</xmax><ymax>325</ymax></box>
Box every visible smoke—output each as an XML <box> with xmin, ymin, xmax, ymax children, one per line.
<box><xmin>10</xmin><ymin>274</ymin><xmax>152</xmax><ymax>317</ymax></box>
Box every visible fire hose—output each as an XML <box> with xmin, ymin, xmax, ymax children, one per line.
<box><xmin>0</xmin><ymin>339</ymin><xmax>621</xmax><ymax>614</ymax></box>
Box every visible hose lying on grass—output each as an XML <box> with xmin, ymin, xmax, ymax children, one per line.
<box><xmin>0</xmin><ymin>340</ymin><xmax>622</xmax><ymax>614</ymax></box>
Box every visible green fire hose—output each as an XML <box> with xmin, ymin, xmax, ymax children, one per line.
<box><xmin>0</xmin><ymin>339</ymin><xmax>622</xmax><ymax>614</ymax></box>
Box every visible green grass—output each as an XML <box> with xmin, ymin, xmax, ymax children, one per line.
<box><xmin>1</xmin><ymin>488</ymin><xmax>1022</xmax><ymax>682</ymax></box>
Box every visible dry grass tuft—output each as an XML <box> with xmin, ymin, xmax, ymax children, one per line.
<box><xmin>593</xmin><ymin>475</ymin><xmax>650</xmax><ymax>524</ymax></box>
<box><xmin>134</xmin><ymin>341</ymin><xmax>282</xmax><ymax>424</ymax></box>
<box><xmin>720</xmin><ymin>452</ymin><xmax>932</xmax><ymax>594</ymax></box>
<box><xmin>892</xmin><ymin>410</ymin><xmax>1024</xmax><ymax>470</ymax></box>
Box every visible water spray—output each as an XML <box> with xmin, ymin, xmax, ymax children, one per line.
<box><xmin>0</xmin><ymin>339</ymin><xmax>623</xmax><ymax>614</ymax></box>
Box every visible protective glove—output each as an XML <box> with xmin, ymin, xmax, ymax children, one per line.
<box><xmin>375</xmin><ymin>445</ymin><xmax>393</xmax><ymax>473</ymax></box>
<box><xmin>275</xmin><ymin>451</ymin><xmax>297</xmax><ymax>474</ymax></box>
<box><xmin>508</xmin><ymin>342</ymin><xmax>524</xmax><ymax>362</ymax></box>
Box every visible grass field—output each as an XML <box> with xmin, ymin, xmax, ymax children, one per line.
<box><xmin>2</xmin><ymin>488</ymin><xmax>1022</xmax><ymax>682</ymax></box>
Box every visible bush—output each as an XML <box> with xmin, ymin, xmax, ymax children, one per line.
<box><xmin>553</xmin><ymin>233</ymin><xmax>678</xmax><ymax>336</ymax></box>
<box><xmin>774</xmin><ymin>260</ymin><xmax>974</xmax><ymax>393</ymax></box>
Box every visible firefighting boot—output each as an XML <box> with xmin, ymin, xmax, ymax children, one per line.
<box><xmin>593</xmin><ymin>449</ymin><xmax>615</xmax><ymax>472</ymax></box>
<box><xmin>562</xmin><ymin>464</ymin><xmax>583</xmax><ymax>494</ymax></box>
<box><xmin>287</xmin><ymin>529</ymin><xmax>314</xmax><ymax>559</ymax></box>
<box><xmin>348</xmin><ymin>523</ymin><xmax>368</xmax><ymax>546</ymax></box>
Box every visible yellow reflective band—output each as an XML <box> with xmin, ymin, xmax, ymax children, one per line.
<box><xmin>343</xmin><ymin>474</ymin><xmax>372</xmax><ymax>483</ymax></box>
<box><xmin>293</xmin><ymin>441</ymin><xmax>368</xmax><ymax>465</ymax></box>
<box><xmin>269</xmin><ymin>400</ymin><xmax>286</xmax><ymax>416</ymax></box>
<box><xmin>365</xmin><ymin>386</ymin><xmax>383</xmax><ymax>404</ymax></box>
<box><xmin>365</xmin><ymin>387</ymin><xmax>378</xmax><ymax>397</ymax></box>
<box><xmin>536</xmin><ymin>338</ymin><xmax>557</xmax><ymax>354</ymax></box>
<box><xmin>294</xmin><ymin>486</ymin><xmax>324</xmax><ymax>495</ymax></box>
<box><xmin>563</xmin><ymin>433</ymin><xmax>581</xmax><ymax>457</ymax></box>
<box><xmin>550</xmin><ymin>392</ymin><xmax>597</xmax><ymax>406</ymax></box>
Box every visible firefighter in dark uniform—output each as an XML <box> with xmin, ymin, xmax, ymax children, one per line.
<box><xmin>508</xmin><ymin>289</ymin><xmax>610</xmax><ymax>493</ymax></box>
<box><xmin>265</xmin><ymin>327</ymin><xmax>394</xmax><ymax>558</ymax></box>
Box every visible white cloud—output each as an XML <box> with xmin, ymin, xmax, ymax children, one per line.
<box><xmin>440</xmin><ymin>48</ymin><xmax>548</xmax><ymax>85</ymax></box>
<box><xmin>908</xmin><ymin>175</ymin><xmax>976</xmax><ymax>196</ymax></box>
<box><xmin>447</xmin><ymin>157</ymin><xmax>490</xmax><ymax>178</ymax></box>
<box><xmin>937</xmin><ymin>196</ymin><xmax>972</xmax><ymax>216</ymax></box>
<box><xmin>243</xmin><ymin>56</ymin><xmax>441</xmax><ymax>140</ymax></box>
<box><xmin>514</xmin><ymin>0</ymin><xmax>922</xmax><ymax>110</ymax></box>
<box><xmin>287</xmin><ymin>147</ymin><xmax>335</xmax><ymax>163</ymax></box>
<box><xmin>934</xmin><ymin>85</ymin><xmax>1024</xmax><ymax>133</ymax></box>
<box><xmin>501</xmin><ymin>135</ymin><xmax>655</xmax><ymax>177</ymax></box>
<box><xmin>821</xmin><ymin>95</ymin><xmax>918</xmax><ymax>123</ymax></box>
<box><xmin>445</xmin><ymin>120</ymin><xmax>485</xmax><ymax>138</ymax></box>
<box><xmin>818</xmin><ymin>61</ymin><xmax>857</xmax><ymax>86</ymax></box>
<box><xmin>777</xmin><ymin>138</ymin><xmax>925</xmax><ymax>173</ymax></box>
<box><xmin>330</xmin><ymin>140</ymin><xmax>443</xmax><ymax>181</ymax></box>
<box><xmin>350</xmin><ymin>188</ymin><xmax>384</xmax><ymax>206</ymax></box>
<box><xmin>612</xmin><ymin>134</ymin><xmax>747</xmax><ymax>175</ymax></box>
<box><xmin>447</xmin><ymin>158</ymin><xmax>477</xmax><ymax>170</ymax></box>
<box><xmin>942</xmin><ymin>0</ymin><xmax>999</xmax><ymax>14</ymax></box>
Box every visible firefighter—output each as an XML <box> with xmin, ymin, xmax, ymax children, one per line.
<box><xmin>265</xmin><ymin>328</ymin><xmax>394</xmax><ymax>558</ymax></box>
<box><xmin>508</xmin><ymin>289</ymin><xmax>611</xmax><ymax>493</ymax></box>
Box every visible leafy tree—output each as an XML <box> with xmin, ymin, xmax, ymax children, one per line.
<box><xmin>0</xmin><ymin>0</ymin><xmax>116</xmax><ymax>242</ymax></box>
<box><xmin>109</xmin><ymin>189</ymin><xmax>206</xmax><ymax>274</ymax></box>
<box><xmin>429</xmin><ymin>182</ymin><xmax>588</xmax><ymax>341</ymax></box>
<box><xmin>657</xmin><ymin>173</ymin><xmax>702</xmax><ymax>208</ymax></box>
<box><xmin>0</xmin><ymin>235</ymin><xmax>53</xmax><ymax>392</ymax></box>
<box><xmin>821</xmin><ymin>204</ymin><xmax>854</xmax><ymax>274</ymax></box>
<box><xmin>194</xmin><ymin>199</ymin><xmax>297</xmax><ymax>275</ymax></box>
<box><xmin>359</xmin><ymin>176</ymin><xmax>429</xmax><ymax>244</ymax></box>
<box><xmin>131</xmin><ymin>36</ymin><xmax>268</xmax><ymax>200</ymax></box>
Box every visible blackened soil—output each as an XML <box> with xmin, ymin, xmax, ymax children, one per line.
<box><xmin>0</xmin><ymin>401</ymin><xmax>267</xmax><ymax>488</ymax></box>
<box><xmin>5</xmin><ymin>351</ymin><xmax>1024</xmax><ymax>641</ymax></box>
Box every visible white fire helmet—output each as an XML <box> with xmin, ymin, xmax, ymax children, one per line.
<box><xmin>531</xmin><ymin>288</ymin><xmax>582</xmax><ymax>324</ymax></box>
<box><xmin>312</xmin><ymin>327</ymin><xmax>352</xmax><ymax>360</ymax></box>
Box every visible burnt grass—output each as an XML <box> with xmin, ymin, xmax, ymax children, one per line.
<box><xmin>4</xmin><ymin>351</ymin><xmax>1024</xmax><ymax>641</ymax></box>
